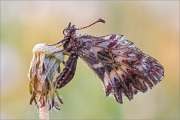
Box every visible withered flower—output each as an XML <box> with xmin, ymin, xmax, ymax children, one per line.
<box><xmin>28</xmin><ymin>43</ymin><xmax>64</xmax><ymax>111</ymax></box>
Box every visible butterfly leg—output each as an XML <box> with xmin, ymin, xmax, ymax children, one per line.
<box><xmin>55</xmin><ymin>54</ymin><xmax>78</xmax><ymax>89</ymax></box>
<box><xmin>63</xmin><ymin>51</ymin><xmax>72</xmax><ymax>56</ymax></box>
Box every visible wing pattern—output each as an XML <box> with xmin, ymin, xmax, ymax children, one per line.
<box><xmin>77</xmin><ymin>34</ymin><xmax>164</xmax><ymax>103</ymax></box>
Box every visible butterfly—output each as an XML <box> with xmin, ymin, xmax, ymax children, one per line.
<box><xmin>49</xmin><ymin>18</ymin><xmax>164</xmax><ymax>104</ymax></box>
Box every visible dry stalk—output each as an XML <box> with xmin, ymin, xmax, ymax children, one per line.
<box><xmin>28</xmin><ymin>43</ymin><xmax>64</xmax><ymax>120</ymax></box>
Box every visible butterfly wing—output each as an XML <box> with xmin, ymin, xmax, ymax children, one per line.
<box><xmin>76</xmin><ymin>34</ymin><xmax>164</xmax><ymax>103</ymax></box>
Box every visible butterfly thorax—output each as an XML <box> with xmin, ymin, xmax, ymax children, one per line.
<box><xmin>62</xmin><ymin>25</ymin><xmax>78</xmax><ymax>53</ymax></box>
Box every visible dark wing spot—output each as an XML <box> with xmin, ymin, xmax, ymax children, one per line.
<box><xmin>83</xmin><ymin>54</ymin><xmax>99</xmax><ymax>65</ymax></box>
<box><xmin>88</xmin><ymin>56</ymin><xmax>99</xmax><ymax>64</ymax></box>
<box><xmin>105</xmin><ymin>84</ymin><xmax>112</xmax><ymax>96</ymax></box>
<box><xmin>97</xmin><ymin>50</ymin><xmax>113</xmax><ymax>62</ymax></box>
<box><xmin>122</xmin><ymin>60</ymin><xmax>130</xmax><ymax>65</ymax></box>
<box><xmin>110</xmin><ymin>34</ymin><xmax>116</xmax><ymax>40</ymax></box>
<box><xmin>95</xmin><ymin>67</ymin><xmax>105</xmax><ymax>80</ymax></box>
<box><xmin>108</xmin><ymin>41</ymin><xmax>117</xmax><ymax>48</ymax></box>
<box><xmin>104</xmin><ymin>64</ymin><xmax>113</xmax><ymax>73</ymax></box>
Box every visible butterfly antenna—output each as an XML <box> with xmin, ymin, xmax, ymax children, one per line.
<box><xmin>77</xmin><ymin>18</ymin><xmax>105</xmax><ymax>30</ymax></box>
<box><xmin>47</xmin><ymin>39</ymin><xmax>66</xmax><ymax>46</ymax></box>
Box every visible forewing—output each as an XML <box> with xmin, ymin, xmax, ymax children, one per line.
<box><xmin>77</xmin><ymin>34</ymin><xmax>164</xmax><ymax>103</ymax></box>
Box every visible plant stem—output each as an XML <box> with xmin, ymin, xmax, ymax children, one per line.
<box><xmin>36</xmin><ymin>80</ymin><xmax>49</xmax><ymax>120</ymax></box>
<box><xmin>38</xmin><ymin>101</ymin><xmax>49</xmax><ymax>120</ymax></box>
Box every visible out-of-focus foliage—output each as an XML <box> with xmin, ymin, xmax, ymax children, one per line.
<box><xmin>1</xmin><ymin>1</ymin><xmax>179</xmax><ymax>119</ymax></box>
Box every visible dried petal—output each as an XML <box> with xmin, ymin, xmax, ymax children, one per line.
<box><xmin>28</xmin><ymin>43</ymin><xmax>64</xmax><ymax>110</ymax></box>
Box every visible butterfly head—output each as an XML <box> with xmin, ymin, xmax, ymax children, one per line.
<box><xmin>63</xmin><ymin>22</ymin><xmax>77</xmax><ymax>37</ymax></box>
<box><xmin>48</xmin><ymin>18</ymin><xmax>105</xmax><ymax>52</ymax></box>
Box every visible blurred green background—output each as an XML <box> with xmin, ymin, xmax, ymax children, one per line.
<box><xmin>1</xmin><ymin>1</ymin><xmax>179</xmax><ymax>120</ymax></box>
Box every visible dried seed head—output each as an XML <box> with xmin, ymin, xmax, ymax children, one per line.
<box><xmin>28</xmin><ymin>43</ymin><xmax>64</xmax><ymax>110</ymax></box>
<box><xmin>28</xmin><ymin>43</ymin><xmax>64</xmax><ymax>82</ymax></box>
